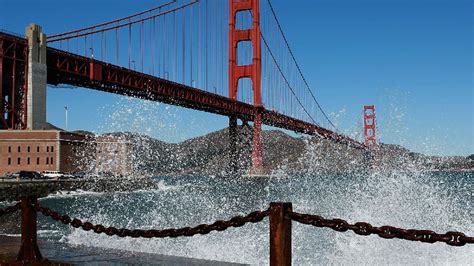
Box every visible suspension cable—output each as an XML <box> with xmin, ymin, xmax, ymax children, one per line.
<box><xmin>265</xmin><ymin>0</ymin><xmax>337</xmax><ymax>130</ymax></box>
<box><xmin>48</xmin><ymin>1</ymin><xmax>176</xmax><ymax>39</ymax></box>
<box><xmin>261</xmin><ymin>33</ymin><xmax>319</xmax><ymax>126</ymax></box>
<box><xmin>48</xmin><ymin>1</ymin><xmax>198</xmax><ymax>43</ymax></box>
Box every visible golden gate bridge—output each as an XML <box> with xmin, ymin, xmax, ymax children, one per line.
<box><xmin>0</xmin><ymin>0</ymin><xmax>372</xmax><ymax>175</ymax></box>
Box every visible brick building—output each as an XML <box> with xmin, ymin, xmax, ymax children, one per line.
<box><xmin>0</xmin><ymin>130</ymin><xmax>93</xmax><ymax>176</ymax></box>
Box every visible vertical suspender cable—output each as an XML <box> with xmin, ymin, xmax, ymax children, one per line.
<box><xmin>90</xmin><ymin>29</ymin><xmax>94</xmax><ymax>58</ymax></box>
<box><xmin>101</xmin><ymin>31</ymin><xmax>104</xmax><ymax>61</ymax></box>
<box><xmin>182</xmin><ymin>8</ymin><xmax>186</xmax><ymax>84</ymax></box>
<box><xmin>174</xmin><ymin>11</ymin><xmax>178</xmax><ymax>81</ymax></box>
<box><xmin>198</xmin><ymin>0</ymin><xmax>201</xmax><ymax>89</ymax></box>
<box><xmin>214</xmin><ymin>0</ymin><xmax>218</xmax><ymax>94</ymax></box>
<box><xmin>205</xmin><ymin>0</ymin><xmax>208</xmax><ymax>90</ymax></box>
<box><xmin>190</xmin><ymin>5</ymin><xmax>193</xmax><ymax>86</ymax></box>
<box><xmin>115</xmin><ymin>27</ymin><xmax>119</xmax><ymax>65</ymax></box>
<box><xmin>151</xmin><ymin>17</ymin><xmax>155</xmax><ymax>75</ymax></box>
<box><xmin>158</xmin><ymin>16</ymin><xmax>161</xmax><ymax>77</ymax></box>
<box><xmin>167</xmin><ymin>13</ymin><xmax>171</xmax><ymax>79</ymax></box>
<box><xmin>128</xmin><ymin>23</ymin><xmax>132</xmax><ymax>69</ymax></box>
<box><xmin>219</xmin><ymin>0</ymin><xmax>222</xmax><ymax>95</ymax></box>
<box><xmin>221</xmin><ymin>0</ymin><xmax>226</xmax><ymax>95</ymax></box>
<box><xmin>162</xmin><ymin>14</ymin><xmax>166</xmax><ymax>78</ymax></box>
<box><xmin>216</xmin><ymin>0</ymin><xmax>219</xmax><ymax>94</ymax></box>
<box><xmin>213</xmin><ymin>0</ymin><xmax>217</xmax><ymax>94</ymax></box>
<box><xmin>104</xmin><ymin>31</ymin><xmax>107</xmax><ymax>61</ymax></box>
<box><xmin>141</xmin><ymin>21</ymin><xmax>144</xmax><ymax>72</ymax></box>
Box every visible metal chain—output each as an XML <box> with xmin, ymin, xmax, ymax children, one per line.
<box><xmin>29</xmin><ymin>201</ymin><xmax>473</xmax><ymax>246</ymax></box>
<box><xmin>289</xmin><ymin>210</ymin><xmax>474</xmax><ymax>247</ymax></box>
<box><xmin>0</xmin><ymin>202</ymin><xmax>21</xmax><ymax>217</ymax></box>
<box><xmin>35</xmin><ymin>202</ymin><xmax>269</xmax><ymax>238</ymax></box>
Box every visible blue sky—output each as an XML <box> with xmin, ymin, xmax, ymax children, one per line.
<box><xmin>0</xmin><ymin>0</ymin><xmax>472</xmax><ymax>156</ymax></box>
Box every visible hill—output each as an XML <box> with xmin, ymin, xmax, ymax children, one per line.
<box><xmin>100</xmin><ymin>126</ymin><xmax>473</xmax><ymax>176</ymax></box>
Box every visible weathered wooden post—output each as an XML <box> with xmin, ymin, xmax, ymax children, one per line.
<box><xmin>16</xmin><ymin>195</ymin><xmax>43</xmax><ymax>263</ymax></box>
<box><xmin>269</xmin><ymin>202</ymin><xmax>292</xmax><ymax>266</ymax></box>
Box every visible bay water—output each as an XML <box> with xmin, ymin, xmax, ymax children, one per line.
<box><xmin>25</xmin><ymin>170</ymin><xmax>473</xmax><ymax>265</ymax></box>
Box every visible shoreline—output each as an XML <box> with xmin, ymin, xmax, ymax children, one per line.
<box><xmin>0</xmin><ymin>177</ymin><xmax>158</xmax><ymax>202</ymax></box>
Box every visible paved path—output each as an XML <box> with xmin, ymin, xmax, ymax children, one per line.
<box><xmin>0</xmin><ymin>236</ymin><xmax>245</xmax><ymax>265</ymax></box>
<box><xmin>0</xmin><ymin>177</ymin><xmax>157</xmax><ymax>201</ymax></box>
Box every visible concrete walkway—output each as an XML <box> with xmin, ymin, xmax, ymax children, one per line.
<box><xmin>0</xmin><ymin>236</ymin><xmax>245</xmax><ymax>266</ymax></box>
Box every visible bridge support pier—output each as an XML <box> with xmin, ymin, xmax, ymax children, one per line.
<box><xmin>251</xmin><ymin>111</ymin><xmax>264</xmax><ymax>175</ymax></box>
<box><xmin>229</xmin><ymin>116</ymin><xmax>239</xmax><ymax>176</ymax></box>
<box><xmin>0</xmin><ymin>30</ymin><xmax>29</xmax><ymax>129</ymax></box>
<box><xmin>26</xmin><ymin>23</ymin><xmax>47</xmax><ymax>130</ymax></box>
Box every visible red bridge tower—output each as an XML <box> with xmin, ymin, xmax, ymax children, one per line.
<box><xmin>229</xmin><ymin>0</ymin><xmax>263</xmax><ymax>175</ymax></box>
<box><xmin>363</xmin><ymin>105</ymin><xmax>377</xmax><ymax>147</ymax></box>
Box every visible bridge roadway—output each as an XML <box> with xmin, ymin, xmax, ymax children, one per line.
<box><xmin>1</xmin><ymin>32</ymin><xmax>362</xmax><ymax>148</ymax></box>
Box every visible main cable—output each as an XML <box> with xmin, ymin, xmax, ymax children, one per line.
<box><xmin>265</xmin><ymin>0</ymin><xmax>337</xmax><ymax>130</ymax></box>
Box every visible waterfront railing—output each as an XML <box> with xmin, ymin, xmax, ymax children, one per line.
<box><xmin>1</xmin><ymin>196</ymin><xmax>473</xmax><ymax>265</ymax></box>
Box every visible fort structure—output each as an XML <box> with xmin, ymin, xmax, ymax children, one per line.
<box><xmin>0</xmin><ymin>130</ymin><xmax>91</xmax><ymax>176</ymax></box>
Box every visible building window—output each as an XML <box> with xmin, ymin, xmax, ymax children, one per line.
<box><xmin>8</xmin><ymin>146</ymin><xmax>11</xmax><ymax>153</ymax></box>
<box><xmin>27</xmin><ymin>157</ymin><xmax>30</xmax><ymax>165</ymax></box>
<box><xmin>37</xmin><ymin>158</ymin><xmax>40</xmax><ymax>165</ymax></box>
<box><xmin>8</xmin><ymin>158</ymin><xmax>11</xmax><ymax>165</ymax></box>
<box><xmin>50</xmin><ymin>157</ymin><xmax>53</xmax><ymax>165</ymax></box>
<box><xmin>37</xmin><ymin>146</ymin><xmax>40</xmax><ymax>152</ymax></box>
<box><xmin>17</xmin><ymin>158</ymin><xmax>21</xmax><ymax>165</ymax></box>
<box><xmin>51</xmin><ymin>146</ymin><xmax>54</xmax><ymax>152</ymax></box>
<box><xmin>47</xmin><ymin>146</ymin><xmax>49</xmax><ymax>152</ymax></box>
<box><xmin>18</xmin><ymin>146</ymin><xmax>21</xmax><ymax>153</ymax></box>
<box><xmin>46</xmin><ymin>157</ymin><xmax>49</xmax><ymax>165</ymax></box>
<box><xmin>28</xmin><ymin>146</ymin><xmax>31</xmax><ymax>152</ymax></box>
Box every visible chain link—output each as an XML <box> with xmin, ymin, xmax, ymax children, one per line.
<box><xmin>289</xmin><ymin>210</ymin><xmax>474</xmax><ymax>247</ymax></box>
<box><xmin>30</xmin><ymin>201</ymin><xmax>473</xmax><ymax>247</ymax></box>
<box><xmin>0</xmin><ymin>202</ymin><xmax>20</xmax><ymax>217</ymax></box>
<box><xmin>35</xmin><ymin>202</ymin><xmax>269</xmax><ymax>238</ymax></box>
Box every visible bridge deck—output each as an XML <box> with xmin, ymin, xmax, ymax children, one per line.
<box><xmin>0</xmin><ymin>32</ymin><xmax>363</xmax><ymax>148</ymax></box>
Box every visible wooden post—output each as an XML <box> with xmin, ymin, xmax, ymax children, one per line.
<box><xmin>16</xmin><ymin>196</ymin><xmax>43</xmax><ymax>263</ymax></box>
<box><xmin>270</xmin><ymin>202</ymin><xmax>292</xmax><ymax>266</ymax></box>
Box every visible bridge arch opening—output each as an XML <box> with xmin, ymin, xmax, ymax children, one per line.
<box><xmin>235</xmin><ymin>10</ymin><xmax>253</xmax><ymax>30</ymax></box>
<box><xmin>236</xmin><ymin>77</ymin><xmax>254</xmax><ymax>105</ymax></box>
<box><xmin>236</xmin><ymin>41</ymin><xmax>253</xmax><ymax>66</ymax></box>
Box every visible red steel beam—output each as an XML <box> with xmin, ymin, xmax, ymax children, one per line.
<box><xmin>47</xmin><ymin>47</ymin><xmax>256</xmax><ymax>120</ymax></box>
<box><xmin>0</xmin><ymin>32</ymin><xmax>28</xmax><ymax>130</ymax></box>
<box><xmin>47</xmin><ymin>48</ymin><xmax>365</xmax><ymax>149</ymax></box>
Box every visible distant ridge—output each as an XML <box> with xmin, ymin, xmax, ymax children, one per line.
<box><xmin>90</xmin><ymin>127</ymin><xmax>473</xmax><ymax>176</ymax></box>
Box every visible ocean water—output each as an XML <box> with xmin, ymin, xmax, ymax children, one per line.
<box><xmin>23</xmin><ymin>170</ymin><xmax>473</xmax><ymax>265</ymax></box>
